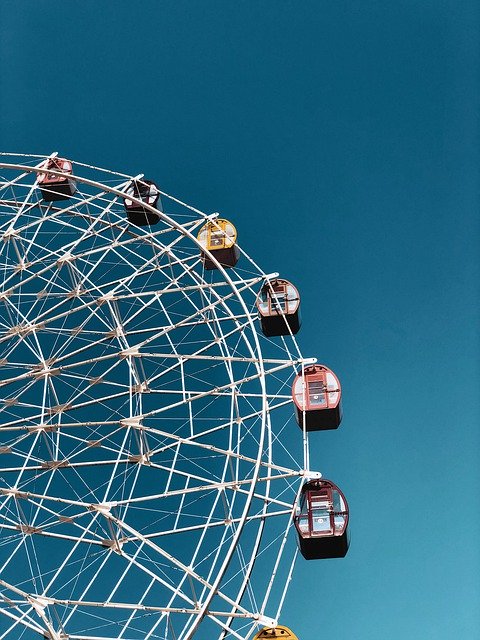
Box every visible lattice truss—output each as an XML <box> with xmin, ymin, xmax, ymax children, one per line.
<box><xmin>0</xmin><ymin>155</ymin><xmax>315</xmax><ymax>640</ymax></box>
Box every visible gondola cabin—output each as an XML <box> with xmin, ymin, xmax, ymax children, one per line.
<box><xmin>292</xmin><ymin>364</ymin><xmax>342</xmax><ymax>431</ymax></box>
<box><xmin>37</xmin><ymin>157</ymin><xmax>76</xmax><ymax>201</ymax></box>
<box><xmin>254</xmin><ymin>626</ymin><xmax>299</xmax><ymax>640</ymax></box>
<box><xmin>257</xmin><ymin>279</ymin><xmax>301</xmax><ymax>337</ymax></box>
<box><xmin>294</xmin><ymin>479</ymin><xmax>349</xmax><ymax>560</ymax></box>
<box><xmin>124</xmin><ymin>179</ymin><xmax>161</xmax><ymax>226</ymax></box>
<box><xmin>197</xmin><ymin>219</ymin><xmax>240</xmax><ymax>270</ymax></box>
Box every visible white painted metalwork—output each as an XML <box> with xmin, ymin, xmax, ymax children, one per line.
<box><xmin>0</xmin><ymin>154</ymin><xmax>315</xmax><ymax>640</ymax></box>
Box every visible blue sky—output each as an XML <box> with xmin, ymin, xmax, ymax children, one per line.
<box><xmin>1</xmin><ymin>1</ymin><xmax>479</xmax><ymax>638</ymax></box>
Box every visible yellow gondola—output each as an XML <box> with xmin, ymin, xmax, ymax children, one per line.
<box><xmin>197</xmin><ymin>218</ymin><xmax>240</xmax><ymax>269</ymax></box>
<box><xmin>253</xmin><ymin>626</ymin><xmax>299</xmax><ymax>640</ymax></box>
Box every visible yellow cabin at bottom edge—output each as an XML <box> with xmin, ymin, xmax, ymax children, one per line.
<box><xmin>253</xmin><ymin>625</ymin><xmax>299</xmax><ymax>640</ymax></box>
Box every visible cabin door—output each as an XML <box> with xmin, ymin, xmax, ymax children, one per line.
<box><xmin>309</xmin><ymin>489</ymin><xmax>334</xmax><ymax>536</ymax></box>
<box><xmin>269</xmin><ymin>283</ymin><xmax>287</xmax><ymax>315</ymax></box>
<box><xmin>307</xmin><ymin>374</ymin><xmax>327</xmax><ymax>408</ymax></box>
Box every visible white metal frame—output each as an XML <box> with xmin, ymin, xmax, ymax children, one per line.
<box><xmin>0</xmin><ymin>154</ymin><xmax>319</xmax><ymax>640</ymax></box>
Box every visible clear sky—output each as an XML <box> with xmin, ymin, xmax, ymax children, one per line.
<box><xmin>1</xmin><ymin>1</ymin><xmax>479</xmax><ymax>639</ymax></box>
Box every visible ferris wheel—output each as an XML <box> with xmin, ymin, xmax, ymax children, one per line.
<box><xmin>0</xmin><ymin>154</ymin><xmax>347</xmax><ymax>640</ymax></box>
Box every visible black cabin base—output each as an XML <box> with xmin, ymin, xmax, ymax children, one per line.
<box><xmin>298</xmin><ymin>532</ymin><xmax>349</xmax><ymax>560</ymax></box>
<box><xmin>295</xmin><ymin>405</ymin><xmax>342</xmax><ymax>431</ymax></box>
<box><xmin>203</xmin><ymin>246</ymin><xmax>240</xmax><ymax>270</ymax></box>
<box><xmin>127</xmin><ymin>208</ymin><xmax>161</xmax><ymax>226</ymax></box>
<box><xmin>260</xmin><ymin>311</ymin><xmax>301</xmax><ymax>337</ymax></box>
<box><xmin>40</xmin><ymin>180</ymin><xmax>76</xmax><ymax>202</ymax></box>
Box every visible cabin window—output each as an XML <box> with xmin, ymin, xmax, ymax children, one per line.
<box><xmin>308</xmin><ymin>379</ymin><xmax>327</xmax><ymax>407</ymax></box>
<box><xmin>210</xmin><ymin>228</ymin><xmax>226</xmax><ymax>247</ymax></box>
<box><xmin>310</xmin><ymin>492</ymin><xmax>333</xmax><ymax>535</ymax></box>
<box><xmin>146</xmin><ymin>185</ymin><xmax>158</xmax><ymax>203</ymax></box>
<box><xmin>297</xmin><ymin>497</ymin><xmax>309</xmax><ymax>533</ymax></box>
<box><xmin>223</xmin><ymin>222</ymin><xmax>235</xmax><ymax>248</ymax></box>
<box><xmin>333</xmin><ymin>491</ymin><xmax>346</xmax><ymax>531</ymax></box>
<box><xmin>270</xmin><ymin>290</ymin><xmax>287</xmax><ymax>314</ymax></box>
<box><xmin>285</xmin><ymin>284</ymin><xmax>298</xmax><ymax>313</ymax></box>
<box><xmin>296</xmin><ymin>486</ymin><xmax>348</xmax><ymax>537</ymax></box>
<box><xmin>258</xmin><ymin>288</ymin><xmax>269</xmax><ymax>313</ymax></box>
<box><xmin>198</xmin><ymin>220</ymin><xmax>237</xmax><ymax>251</ymax></box>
